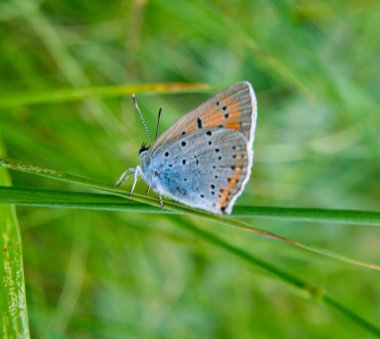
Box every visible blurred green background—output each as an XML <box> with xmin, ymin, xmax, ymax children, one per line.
<box><xmin>1</xmin><ymin>0</ymin><xmax>380</xmax><ymax>337</ymax></box>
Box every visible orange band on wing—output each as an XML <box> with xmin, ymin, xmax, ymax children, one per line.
<box><xmin>152</xmin><ymin>82</ymin><xmax>255</xmax><ymax>153</ymax></box>
<box><xmin>217</xmin><ymin>159</ymin><xmax>245</xmax><ymax>208</ymax></box>
<box><xmin>217</xmin><ymin>187</ymin><xmax>232</xmax><ymax>207</ymax></box>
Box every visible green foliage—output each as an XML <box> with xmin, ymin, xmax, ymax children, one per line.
<box><xmin>0</xmin><ymin>140</ymin><xmax>29</xmax><ymax>337</ymax></box>
<box><xmin>0</xmin><ymin>0</ymin><xmax>379</xmax><ymax>337</ymax></box>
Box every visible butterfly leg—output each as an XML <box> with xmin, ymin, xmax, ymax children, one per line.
<box><xmin>151</xmin><ymin>177</ymin><xmax>164</xmax><ymax>208</ymax></box>
<box><xmin>129</xmin><ymin>166</ymin><xmax>142</xmax><ymax>196</ymax></box>
<box><xmin>114</xmin><ymin>167</ymin><xmax>135</xmax><ymax>187</ymax></box>
<box><xmin>146</xmin><ymin>186</ymin><xmax>151</xmax><ymax>195</ymax></box>
<box><xmin>158</xmin><ymin>193</ymin><xmax>164</xmax><ymax>208</ymax></box>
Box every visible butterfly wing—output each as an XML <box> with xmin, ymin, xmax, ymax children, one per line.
<box><xmin>152</xmin><ymin>82</ymin><xmax>257</xmax><ymax>153</ymax></box>
<box><xmin>148</xmin><ymin>128</ymin><xmax>252</xmax><ymax>214</ymax></box>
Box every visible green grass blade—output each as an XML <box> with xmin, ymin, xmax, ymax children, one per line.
<box><xmin>0</xmin><ymin>187</ymin><xmax>148</xmax><ymax>211</ymax></box>
<box><xmin>179</xmin><ymin>220</ymin><xmax>380</xmax><ymax>337</ymax></box>
<box><xmin>1</xmin><ymin>159</ymin><xmax>380</xmax><ymax>335</ymax></box>
<box><xmin>1</xmin><ymin>157</ymin><xmax>380</xmax><ymax>274</ymax></box>
<box><xmin>0</xmin><ymin>186</ymin><xmax>378</xmax><ymax>335</ymax></box>
<box><xmin>0</xmin><ymin>83</ymin><xmax>211</xmax><ymax>108</ymax></box>
<box><xmin>0</xmin><ymin>144</ymin><xmax>29</xmax><ymax>337</ymax></box>
<box><xmin>323</xmin><ymin>295</ymin><xmax>380</xmax><ymax>337</ymax></box>
<box><xmin>235</xmin><ymin>206</ymin><xmax>380</xmax><ymax>226</ymax></box>
<box><xmin>1</xmin><ymin>187</ymin><xmax>379</xmax><ymax>226</ymax></box>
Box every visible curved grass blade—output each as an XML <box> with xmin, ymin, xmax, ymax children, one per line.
<box><xmin>1</xmin><ymin>187</ymin><xmax>380</xmax><ymax>226</ymax></box>
<box><xmin>0</xmin><ymin>166</ymin><xmax>379</xmax><ymax>335</ymax></box>
<box><xmin>179</xmin><ymin>219</ymin><xmax>380</xmax><ymax>337</ymax></box>
<box><xmin>0</xmin><ymin>187</ymin><xmax>379</xmax><ymax>335</ymax></box>
<box><xmin>0</xmin><ymin>146</ymin><xmax>29</xmax><ymax>337</ymax></box>
<box><xmin>0</xmin><ymin>157</ymin><xmax>380</xmax><ymax>273</ymax></box>
<box><xmin>0</xmin><ymin>83</ymin><xmax>211</xmax><ymax>109</ymax></box>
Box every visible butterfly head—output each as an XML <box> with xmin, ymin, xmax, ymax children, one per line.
<box><xmin>139</xmin><ymin>142</ymin><xmax>150</xmax><ymax>158</ymax></box>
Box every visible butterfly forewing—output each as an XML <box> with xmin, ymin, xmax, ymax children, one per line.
<box><xmin>152</xmin><ymin>82</ymin><xmax>257</xmax><ymax>152</ymax></box>
<box><xmin>149</xmin><ymin>128</ymin><xmax>250</xmax><ymax>214</ymax></box>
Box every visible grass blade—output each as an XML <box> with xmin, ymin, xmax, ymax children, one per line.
<box><xmin>0</xmin><ymin>144</ymin><xmax>29</xmax><ymax>337</ymax></box>
<box><xmin>0</xmin><ymin>83</ymin><xmax>211</xmax><ymax>108</ymax></box>
<box><xmin>235</xmin><ymin>206</ymin><xmax>380</xmax><ymax>226</ymax></box>
<box><xmin>1</xmin><ymin>160</ymin><xmax>380</xmax><ymax>335</ymax></box>
<box><xmin>179</xmin><ymin>219</ymin><xmax>380</xmax><ymax>337</ymax></box>
<box><xmin>0</xmin><ymin>187</ymin><xmax>379</xmax><ymax>226</ymax></box>
<box><xmin>0</xmin><ymin>157</ymin><xmax>380</xmax><ymax>273</ymax></box>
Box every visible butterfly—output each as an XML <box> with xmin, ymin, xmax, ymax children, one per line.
<box><xmin>115</xmin><ymin>82</ymin><xmax>257</xmax><ymax>214</ymax></box>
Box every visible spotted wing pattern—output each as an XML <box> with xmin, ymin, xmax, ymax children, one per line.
<box><xmin>149</xmin><ymin>128</ymin><xmax>250</xmax><ymax>214</ymax></box>
<box><xmin>152</xmin><ymin>82</ymin><xmax>257</xmax><ymax>153</ymax></box>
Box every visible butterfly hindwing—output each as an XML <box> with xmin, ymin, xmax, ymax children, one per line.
<box><xmin>148</xmin><ymin>128</ymin><xmax>250</xmax><ymax>214</ymax></box>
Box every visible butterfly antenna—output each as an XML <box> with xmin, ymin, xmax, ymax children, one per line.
<box><xmin>154</xmin><ymin>106</ymin><xmax>163</xmax><ymax>141</ymax></box>
<box><xmin>132</xmin><ymin>94</ymin><xmax>151</xmax><ymax>144</ymax></box>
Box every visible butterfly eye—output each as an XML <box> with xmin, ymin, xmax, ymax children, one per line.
<box><xmin>139</xmin><ymin>142</ymin><xmax>150</xmax><ymax>155</ymax></box>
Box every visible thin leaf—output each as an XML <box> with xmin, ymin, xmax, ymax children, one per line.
<box><xmin>1</xmin><ymin>187</ymin><xmax>379</xmax><ymax>226</ymax></box>
<box><xmin>235</xmin><ymin>205</ymin><xmax>380</xmax><ymax>226</ymax></box>
<box><xmin>0</xmin><ymin>157</ymin><xmax>379</xmax><ymax>274</ymax></box>
<box><xmin>179</xmin><ymin>220</ymin><xmax>380</xmax><ymax>337</ymax></box>
<box><xmin>1</xmin><ymin>160</ymin><xmax>380</xmax><ymax>335</ymax></box>
<box><xmin>0</xmin><ymin>145</ymin><xmax>29</xmax><ymax>337</ymax></box>
<box><xmin>0</xmin><ymin>83</ymin><xmax>211</xmax><ymax>108</ymax></box>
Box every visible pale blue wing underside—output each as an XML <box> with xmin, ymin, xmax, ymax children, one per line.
<box><xmin>143</xmin><ymin>128</ymin><xmax>250</xmax><ymax>214</ymax></box>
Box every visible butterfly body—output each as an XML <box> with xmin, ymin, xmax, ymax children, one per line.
<box><xmin>116</xmin><ymin>82</ymin><xmax>257</xmax><ymax>214</ymax></box>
